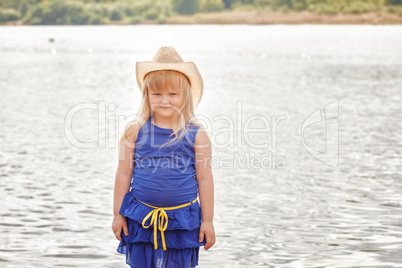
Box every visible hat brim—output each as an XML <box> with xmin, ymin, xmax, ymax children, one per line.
<box><xmin>136</xmin><ymin>61</ymin><xmax>203</xmax><ymax>108</ymax></box>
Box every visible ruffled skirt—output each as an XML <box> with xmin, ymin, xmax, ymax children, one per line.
<box><xmin>117</xmin><ymin>191</ymin><xmax>207</xmax><ymax>268</ymax></box>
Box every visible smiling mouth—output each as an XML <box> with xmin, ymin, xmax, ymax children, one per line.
<box><xmin>159</xmin><ymin>106</ymin><xmax>171</xmax><ymax>109</ymax></box>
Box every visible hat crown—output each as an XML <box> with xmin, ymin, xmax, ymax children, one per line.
<box><xmin>152</xmin><ymin>46</ymin><xmax>184</xmax><ymax>63</ymax></box>
<box><xmin>136</xmin><ymin>46</ymin><xmax>203</xmax><ymax>108</ymax></box>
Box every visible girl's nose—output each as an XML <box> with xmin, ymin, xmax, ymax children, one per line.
<box><xmin>161</xmin><ymin>95</ymin><xmax>169</xmax><ymax>103</ymax></box>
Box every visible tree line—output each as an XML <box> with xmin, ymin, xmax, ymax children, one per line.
<box><xmin>0</xmin><ymin>0</ymin><xmax>402</xmax><ymax>25</ymax></box>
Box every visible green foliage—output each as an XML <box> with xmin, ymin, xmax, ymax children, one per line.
<box><xmin>0</xmin><ymin>7</ymin><xmax>21</xmax><ymax>22</ymax></box>
<box><xmin>16</xmin><ymin>0</ymin><xmax>172</xmax><ymax>24</ymax></box>
<box><xmin>171</xmin><ymin>0</ymin><xmax>199</xmax><ymax>14</ymax></box>
<box><xmin>0</xmin><ymin>0</ymin><xmax>39</xmax><ymax>16</ymax></box>
<box><xmin>23</xmin><ymin>0</ymin><xmax>109</xmax><ymax>24</ymax></box>
<box><xmin>307</xmin><ymin>2</ymin><xmax>340</xmax><ymax>14</ymax></box>
<box><xmin>17</xmin><ymin>0</ymin><xmax>29</xmax><ymax>15</ymax></box>
<box><xmin>231</xmin><ymin>0</ymin><xmax>382</xmax><ymax>14</ymax></box>
<box><xmin>232</xmin><ymin>2</ymin><xmax>257</xmax><ymax>11</ymax></box>
<box><xmin>118</xmin><ymin>0</ymin><xmax>171</xmax><ymax>21</ymax></box>
<box><xmin>270</xmin><ymin>0</ymin><xmax>292</xmax><ymax>8</ymax></box>
<box><xmin>222</xmin><ymin>0</ymin><xmax>238</xmax><ymax>9</ymax></box>
<box><xmin>254</xmin><ymin>0</ymin><xmax>271</xmax><ymax>8</ymax></box>
<box><xmin>387</xmin><ymin>4</ymin><xmax>402</xmax><ymax>14</ymax></box>
<box><xmin>292</xmin><ymin>0</ymin><xmax>307</xmax><ymax>10</ymax></box>
<box><xmin>306</xmin><ymin>0</ymin><xmax>379</xmax><ymax>14</ymax></box>
<box><xmin>109</xmin><ymin>6</ymin><xmax>123</xmax><ymax>20</ymax></box>
<box><xmin>145</xmin><ymin>8</ymin><xmax>159</xmax><ymax>19</ymax></box>
<box><xmin>0</xmin><ymin>0</ymin><xmax>399</xmax><ymax>25</ymax></box>
<box><xmin>157</xmin><ymin>13</ymin><xmax>167</xmax><ymax>23</ymax></box>
<box><xmin>129</xmin><ymin>15</ymin><xmax>143</xmax><ymax>24</ymax></box>
<box><xmin>125</xmin><ymin>1</ymin><xmax>154</xmax><ymax>16</ymax></box>
<box><xmin>387</xmin><ymin>0</ymin><xmax>402</xmax><ymax>5</ymax></box>
<box><xmin>200</xmin><ymin>0</ymin><xmax>225</xmax><ymax>12</ymax></box>
<box><xmin>342</xmin><ymin>1</ymin><xmax>377</xmax><ymax>13</ymax></box>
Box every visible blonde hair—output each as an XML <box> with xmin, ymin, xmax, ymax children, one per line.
<box><xmin>119</xmin><ymin>70</ymin><xmax>202</xmax><ymax>149</ymax></box>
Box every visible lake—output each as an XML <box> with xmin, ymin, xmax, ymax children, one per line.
<box><xmin>0</xmin><ymin>25</ymin><xmax>401</xmax><ymax>267</ymax></box>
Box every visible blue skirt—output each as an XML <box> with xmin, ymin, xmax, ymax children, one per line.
<box><xmin>116</xmin><ymin>191</ymin><xmax>207</xmax><ymax>268</ymax></box>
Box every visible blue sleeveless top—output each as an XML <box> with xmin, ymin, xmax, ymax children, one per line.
<box><xmin>130</xmin><ymin>115</ymin><xmax>200</xmax><ymax>207</ymax></box>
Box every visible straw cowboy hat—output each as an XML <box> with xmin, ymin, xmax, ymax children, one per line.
<box><xmin>136</xmin><ymin>46</ymin><xmax>204</xmax><ymax>108</ymax></box>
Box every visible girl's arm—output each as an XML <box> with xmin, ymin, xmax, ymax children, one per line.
<box><xmin>113</xmin><ymin>141</ymin><xmax>135</xmax><ymax>216</ymax></box>
<box><xmin>194</xmin><ymin>128</ymin><xmax>215</xmax><ymax>250</ymax></box>
<box><xmin>112</xmin><ymin>134</ymin><xmax>137</xmax><ymax>241</ymax></box>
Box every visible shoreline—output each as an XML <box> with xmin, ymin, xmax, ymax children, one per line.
<box><xmin>166</xmin><ymin>10</ymin><xmax>402</xmax><ymax>25</ymax></box>
<box><xmin>4</xmin><ymin>10</ymin><xmax>402</xmax><ymax>26</ymax></box>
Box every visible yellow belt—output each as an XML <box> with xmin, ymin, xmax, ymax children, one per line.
<box><xmin>136</xmin><ymin>198</ymin><xmax>198</xmax><ymax>251</ymax></box>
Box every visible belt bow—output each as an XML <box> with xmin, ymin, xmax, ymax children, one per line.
<box><xmin>137</xmin><ymin>198</ymin><xmax>198</xmax><ymax>250</ymax></box>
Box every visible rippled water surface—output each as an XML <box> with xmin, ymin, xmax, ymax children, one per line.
<box><xmin>1</xmin><ymin>25</ymin><xmax>401</xmax><ymax>268</ymax></box>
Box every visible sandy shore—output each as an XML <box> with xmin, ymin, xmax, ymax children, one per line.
<box><xmin>165</xmin><ymin>10</ymin><xmax>402</xmax><ymax>25</ymax></box>
<box><xmin>4</xmin><ymin>10</ymin><xmax>402</xmax><ymax>25</ymax></box>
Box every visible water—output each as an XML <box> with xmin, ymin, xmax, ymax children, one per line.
<box><xmin>0</xmin><ymin>25</ymin><xmax>401</xmax><ymax>267</ymax></box>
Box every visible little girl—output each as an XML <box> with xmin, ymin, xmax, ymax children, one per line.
<box><xmin>111</xmin><ymin>46</ymin><xmax>215</xmax><ymax>268</ymax></box>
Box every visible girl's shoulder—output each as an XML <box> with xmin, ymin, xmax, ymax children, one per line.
<box><xmin>119</xmin><ymin>118</ymin><xmax>148</xmax><ymax>145</ymax></box>
<box><xmin>191</xmin><ymin>122</ymin><xmax>210</xmax><ymax>147</ymax></box>
<box><xmin>185</xmin><ymin>120</ymin><xmax>205</xmax><ymax>137</ymax></box>
<box><xmin>186</xmin><ymin>120</ymin><xmax>201</xmax><ymax>130</ymax></box>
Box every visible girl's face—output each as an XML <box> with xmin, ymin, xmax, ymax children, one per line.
<box><xmin>149</xmin><ymin>85</ymin><xmax>182</xmax><ymax>118</ymax></box>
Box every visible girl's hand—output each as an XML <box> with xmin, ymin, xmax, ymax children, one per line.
<box><xmin>199</xmin><ymin>221</ymin><xmax>215</xmax><ymax>250</ymax></box>
<box><xmin>111</xmin><ymin>214</ymin><xmax>128</xmax><ymax>241</ymax></box>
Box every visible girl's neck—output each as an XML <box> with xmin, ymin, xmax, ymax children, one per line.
<box><xmin>151</xmin><ymin>115</ymin><xmax>174</xmax><ymax>129</ymax></box>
